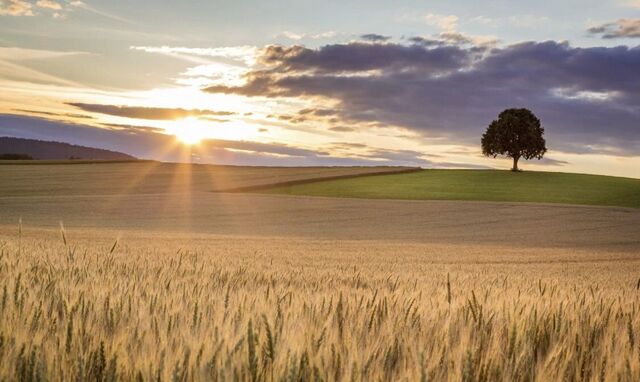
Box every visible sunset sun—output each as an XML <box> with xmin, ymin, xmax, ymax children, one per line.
<box><xmin>172</xmin><ymin>117</ymin><xmax>208</xmax><ymax>145</ymax></box>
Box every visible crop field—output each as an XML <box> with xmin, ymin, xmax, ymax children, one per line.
<box><xmin>0</xmin><ymin>162</ymin><xmax>639</xmax><ymax>381</ymax></box>
<box><xmin>1</xmin><ymin>226</ymin><xmax>640</xmax><ymax>381</ymax></box>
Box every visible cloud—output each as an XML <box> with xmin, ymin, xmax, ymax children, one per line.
<box><xmin>253</xmin><ymin>42</ymin><xmax>471</xmax><ymax>75</ymax></box>
<box><xmin>298</xmin><ymin>108</ymin><xmax>337</xmax><ymax>117</ymax></box>
<box><xmin>13</xmin><ymin>109</ymin><xmax>93</xmax><ymax>119</ymax></box>
<box><xmin>100</xmin><ymin>123</ymin><xmax>165</xmax><ymax>134</ymax></box>
<box><xmin>264</xmin><ymin>108</ymin><xmax>343</xmax><ymax>127</ymax></box>
<box><xmin>279</xmin><ymin>31</ymin><xmax>305</xmax><ymax>41</ymax></box>
<box><xmin>439</xmin><ymin>32</ymin><xmax>499</xmax><ymax>46</ymax></box>
<box><xmin>66</xmin><ymin>103</ymin><xmax>235</xmax><ymax>120</ymax></box>
<box><xmin>36</xmin><ymin>0</ymin><xmax>61</xmax><ymax>10</ymax></box>
<box><xmin>204</xmin><ymin>39</ymin><xmax>640</xmax><ymax>156</ymax></box>
<box><xmin>0</xmin><ymin>0</ymin><xmax>33</xmax><ymax>16</ymax></box>
<box><xmin>622</xmin><ymin>0</ymin><xmax>640</xmax><ymax>8</ymax></box>
<box><xmin>201</xmin><ymin>139</ymin><xmax>329</xmax><ymax>158</ymax></box>
<box><xmin>1</xmin><ymin>0</ymin><xmax>86</xmax><ymax>18</ymax></box>
<box><xmin>588</xmin><ymin>19</ymin><xmax>640</xmax><ymax>39</ymax></box>
<box><xmin>329</xmin><ymin>126</ymin><xmax>355</xmax><ymax>132</ymax></box>
<box><xmin>276</xmin><ymin>31</ymin><xmax>338</xmax><ymax>41</ymax></box>
<box><xmin>407</xmin><ymin>32</ymin><xmax>499</xmax><ymax>48</ymax></box>
<box><xmin>0</xmin><ymin>47</ymin><xmax>88</xmax><ymax>86</ymax></box>
<box><xmin>0</xmin><ymin>46</ymin><xmax>88</xmax><ymax>60</ymax></box>
<box><xmin>360</xmin><ymin>34</ymin><xmax>391</xmax><ymax>42</ymax></box>
<box><xmin>68</xmin><ymin>1</ymin><xmax>132</xmax><ymax>23</ymax></box>
<box><xmin>131</xmin><ymin>45</ymin><xmax>258</xmax><ymax>66</ymax></box>
<box><xmin>266</xmin><ymin>113</ymin><xmax>308</xmax><ymax>124</ymax></box>
<box><xmin>424</xmin><ymin>13</ymin><xmax>459</xmax><ymax>32</ymax></box>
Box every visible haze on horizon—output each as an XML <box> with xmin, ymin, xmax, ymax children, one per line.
<box><xmin>0</xmin><ymin>0</ymin><xmax>639</xmax><ymax>177</ymax></box>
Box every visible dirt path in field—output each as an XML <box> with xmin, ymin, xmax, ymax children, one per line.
<box><xmin>215</xmin><ymin>167</ymin><xmax>421</xmax><ymax>192</ymax></box>
<box><xmin>1</xmin><ymin>192</ymin><xmax>638</xmax><ymax>252</ymax></box>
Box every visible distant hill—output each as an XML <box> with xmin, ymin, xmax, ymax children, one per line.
<box><xmin>0</xmin><ymin>137</ymin><xmax>136</xmax><ymax>161</ymax></box>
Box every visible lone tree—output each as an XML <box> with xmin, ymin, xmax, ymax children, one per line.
<box><xmin>481</xmin><ymin>108</ymin><xmax>547</xmax><ymax>171</ymax></box>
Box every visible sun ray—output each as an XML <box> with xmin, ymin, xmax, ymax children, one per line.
<box><xmin>99</xmin><ymin>137</ymin><xmax>191</xmax><ymax>217</ymax></box>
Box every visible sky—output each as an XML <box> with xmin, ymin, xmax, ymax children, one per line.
<box><xmin>0</xmin><ymin>0</ymin><xmax>639</xmax><ymax>177</ymax></box>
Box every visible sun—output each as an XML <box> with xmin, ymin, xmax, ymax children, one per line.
<box><xmin>168</xmin><ymin>115</ymin><xmax>263</xmax><ymax>145</ymax></box>
<box><xmin>173</xmin><ymin>118</ymin><xmax>207</xmax><ymax>145</ymax></box>
<box><xmin>177</xmin><ymin>131</ymin><xmax>203</xmax><ymax>145</ymax></box>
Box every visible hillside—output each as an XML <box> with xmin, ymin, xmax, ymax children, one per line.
<box><xmin>0</xmin><ymin>137</ymin><xmax>136</xmax><ymax>161</ymax></box>
<box><xmin>260</xmin><ymin>169</ymin><xmax>640</xmax><ymax>208</ymax></box>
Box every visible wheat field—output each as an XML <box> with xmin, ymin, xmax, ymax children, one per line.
<box><xmin>1</xmin><ymin>225</ymin><xmax>639</xmax><ymax>381</ymax></box>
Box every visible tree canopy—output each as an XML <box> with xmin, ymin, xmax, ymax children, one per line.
<box><xmin>481</xmin><ymin>108</ymin><xmax>547</xmax><ymax>171</ymax></box>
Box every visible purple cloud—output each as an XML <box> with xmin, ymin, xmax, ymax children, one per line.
<box><xmin>67</xmin><ymin>103</ymin><xmax>235</xmax><ymax>120</ymax></box>
<box><xmin>588</xmin><ymin>19</ymin><xmax>640</xmax><ymax>39</ymax></box>
<box><xmin>204</xmin><ymin>40</ymin><xmax>640</xmax><ymax>156</ymax></box>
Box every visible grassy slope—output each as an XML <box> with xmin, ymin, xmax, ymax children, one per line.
<box><xmin>262</xmin><ymin>169</ymin><xmax>640</xmax><ymax>208</ymax></box>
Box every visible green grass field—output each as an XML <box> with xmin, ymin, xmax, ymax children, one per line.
<box><xmin>262</xmin><ymin>169</ymin><xmax>640</xmax><ymax>208</ymax></box>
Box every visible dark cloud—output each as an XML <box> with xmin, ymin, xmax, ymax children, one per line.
<box><xmin>251</xmin><ymin>42</ymin><xmax>471</xmax><ymax>75</ymax></box>
<box><xmin>406</xmin><ymin>33</ymin><xmax>498</xmax><ymax>47</ymax></box>
<box><xmin>204</xmin><ymin>40</ymin><xmax>640</xmax><ymax>156</ymax></box>
<box><xmin>329</xmin><ymin>126</ymin><xmax>355</xmax><ymax>132</ymax></box>
<box><xmin>298</xmin><ymin>108</ymin><xmax>337</xmax><ymax>117</ymax></box>
<box><xmin>329</xmin><ymin>142</ymin><xmax>368</xmax><ymax>149</ymax></box>
<box><xmin>588</xmin><ymin>19</ymin><xmax>640</xmax><ymax>39</ymax></box>
<box><xmin>201</xmin><ymin>117</ymin><xmax>231</xmax><ymax>123</ymax></box>
<box><xmin>438</xmin><ymin>32</ymin><xmax>475</xmax><ymax>45</ymax></box>
<box><xmin>100</xmin><ymin>123</ymin><xmax>166</xmax><ymax>134</ymax></box>
<box><xmin>13</xmin><ymin>109</ymin><xmax>94</xmax><ymax>119</ymax></box>
<box><xmin>360</xmin><ymin>34</ymin><xmax>391</xmax><ymax>42</ymax></box>
<box><xmin>267</xmin><ymin>114</ymin><xmax>308</xmax><ymax>124</ymax></box>
<box><xmin>266</xmin><ymin>108</ymin><xmax>342</xmax><ymax>126</ymax></box>
<box><xmin>66</xmin><ymin>103</ymin><xmax>235</xmax><ymax>120</ymax></box>
<box><xmin>406</xmin><ymin>36</ymin><xmax>441</xmax><ymax>47</ymax></box>
<box><xmin>201</xmin><ymin>139</ymin><xmax>329</xmax><ymax>157</ymax></box>
<box><xmin>536</xmin><ymin>157</ymin><xmax>569</xmax><ymax>166</ymax></box>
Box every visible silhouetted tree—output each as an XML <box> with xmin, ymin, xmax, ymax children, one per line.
<box><xmin>0</xmin><ymin>153</ymin><xmax>33</xmax><ymax>160</ymax></box>
<box><xmin>481</xmin><ymin>108</ymin><xmax>547</xmax><ymax>171</ymax></box>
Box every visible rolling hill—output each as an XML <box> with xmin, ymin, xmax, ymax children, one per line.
<box><xmin>260</xmin><ymin>169</ymin><xmax>640</xmax><ymax>208</ymax></box>
<box><xmin>0</xmin><ymin>137</ymin><xmax>136</xmax><ymax>161</ymax></box>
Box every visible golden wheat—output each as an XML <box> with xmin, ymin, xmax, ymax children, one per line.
<box><xmin>0</xmin><ymin>226</ymin><xmax>639</xmax><ymax>381</ymax></box>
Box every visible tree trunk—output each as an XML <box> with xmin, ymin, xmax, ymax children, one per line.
<box><xmin>512</xmin><ymin>156</ymin><xmax>520</xmax><ymax>171</ymax></box>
